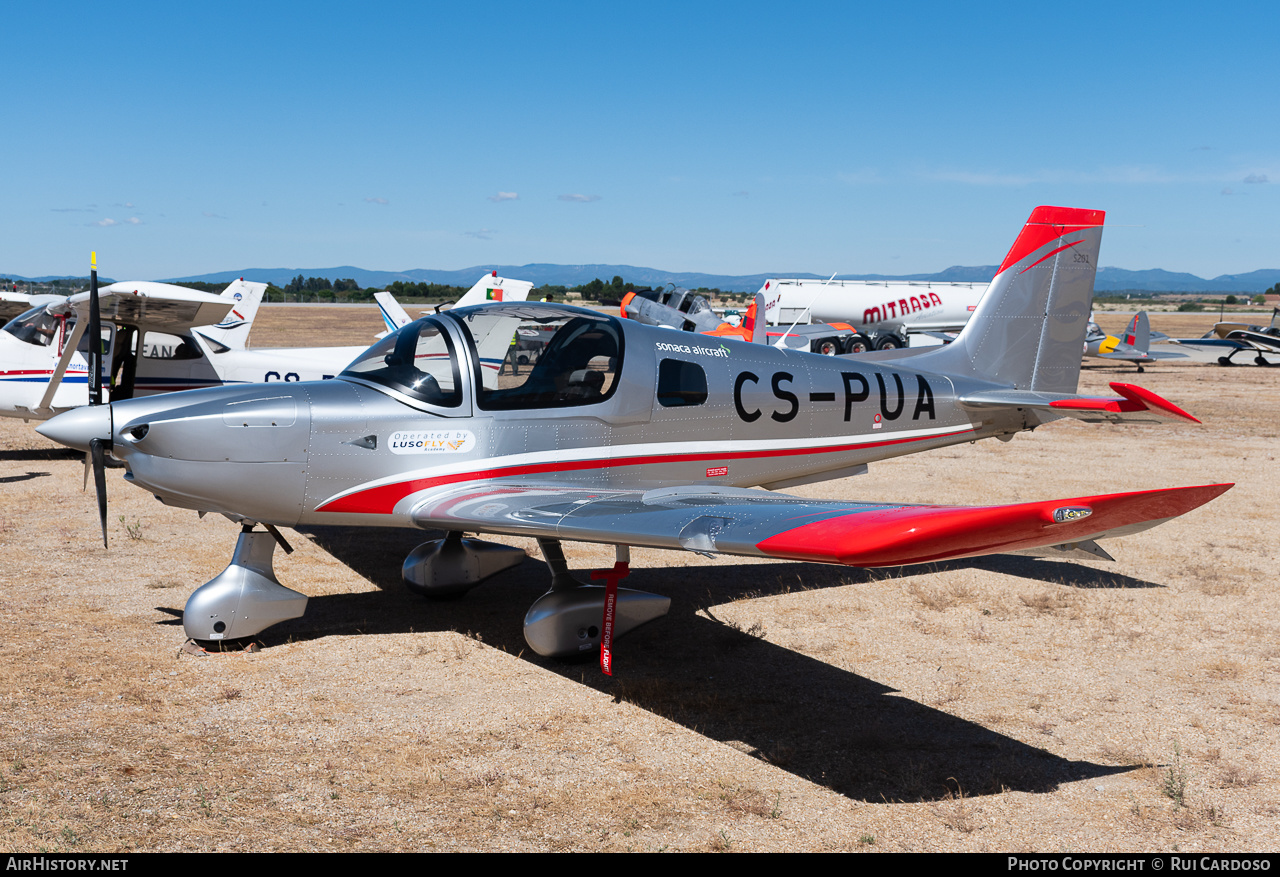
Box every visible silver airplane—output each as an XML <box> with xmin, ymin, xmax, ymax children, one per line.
<box><xmin>38</xmin><ymin>207</ymin><xmax>1231</xmax><ymax>665</ymax></box>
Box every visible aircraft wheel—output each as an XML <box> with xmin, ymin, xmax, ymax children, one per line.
<box><xmin>1257</xmin><ymin>355</ymin><xmax>1273</xmax><ymax>367</ymax></box>
<box><xmin>1218</xmin><ymin>356</ymin><xmax>1234</xmax><ymax>366</ymax></box>
<box><xmin>816</xmin><ymin>338</ymin><xmax>840</xmax><ymax>356</ymax></box>
<box><xmin>874</xmin><ymin>335</ymin><xmax>902</xmax><ymax>351</ymax></box>
<box><xmin>844</xmin><ymin>334</ymin><xmax>872</xmax><ymax>354</ymax></box>
<box><xmin>1137</xmin><ymin>365</ymin><xmax>1145</xmax><ymax>373</ymax></box>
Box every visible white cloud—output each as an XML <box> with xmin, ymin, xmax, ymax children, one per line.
<box><xmin>732</xmin><ymin>190</ymin><xmax>750</xmax><ymax>198</ymax></box>
<box><xmin>488</xmin><ymin>191</ymin><xmax>519</xmax><ymax>202</ymax></box>
<box><xmin>558</xmin><ymin>193</ymin><xmax>601</xmax><ymax>203</ymax></box>
<box><xmin>1221</xmin><ymin>187</ymin><xmax>1234</xmax><ymax>195</ymax></box>
<box><xmin>364</xmin><ymin>196</ymin><xmax>389</xmax><ymax>204</ymax></box>
<box><xmin>1243</xmin><ymin>173</ymin><xmax>1269</xmax><ymax>184</ymax></box>
<box><xmin>203</xmin><ymin>212</ymin><xmax>228</xmax><ymax>219</ymax></box>
<box><xmin>89</xmin><ymin>217</ymin><xmax>142</xmax><ymax>227</ymax></box>
<box><xmin>464</xmin><ymin>228</ymin><xmax>495</xmax><ymax>240</ymax></box>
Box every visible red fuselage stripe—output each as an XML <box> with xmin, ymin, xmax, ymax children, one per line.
<box><xmin>316</xmin><ymin>426</ymin><xmax>978</xmax><ymax>515</ymax></box>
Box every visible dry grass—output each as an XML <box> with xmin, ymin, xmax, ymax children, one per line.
<box><xmin>0</xmin><ymin>307</ymin><xmax>1278</xmax><ymax>851</ymax></box>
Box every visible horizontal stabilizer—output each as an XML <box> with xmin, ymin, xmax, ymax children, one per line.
<box><xmin>960</xmin><ymin>381</ymin><xmax>1200</xmax><ymax>423</ymax></box>
<box><xmin>1096</xmin><ymin>349</ymin><xmax>1187</xmax><ymax>362</ymax></box>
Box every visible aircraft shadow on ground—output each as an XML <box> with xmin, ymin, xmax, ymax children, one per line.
<box><xmin>0</xmin><ymin>447</ymin><xmax>80</xmax><ymax>463</ymax></box>
<box><xmin>177</xmin><ymin>524</ymin><xmax>1137</xmax><ymax>803</ymax></box>
<box><xmin>0</xmin><ymin>470</ymin><xmax>51</xmax><ymax>484</ymax></box>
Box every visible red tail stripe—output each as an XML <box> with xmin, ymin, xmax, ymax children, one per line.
<box><xmin>997</xmin><ymin>206</ymin><xmax>1105</xmax><ymax>276</ymax></box>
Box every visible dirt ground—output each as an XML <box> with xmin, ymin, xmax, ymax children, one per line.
<box><xmin>0</xmin><ymin>308</ymin><xmax>1276</xmax><ymax>852</ymax></box>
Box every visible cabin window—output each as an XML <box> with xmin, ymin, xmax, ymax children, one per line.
<box><xmin>657</xmin><ymin>358</ymin><xmax>707</xmax><ymax>407</ymax></box>
<box><xmin>142</xmin><ymin>334</ymin><xmax>203</xmax><ymax>360</ymax></box>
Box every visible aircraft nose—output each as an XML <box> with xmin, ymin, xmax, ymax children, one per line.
<box><xmin>36</xmin><ymin>405</ymin><xmax>112</xmax><ymax>452</ymax></box>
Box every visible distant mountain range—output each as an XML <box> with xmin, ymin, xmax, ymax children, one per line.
<box><xmin>7</xmin><ymin>263</ymin><xmax>1280</xmax><ymax>294</ymax></box>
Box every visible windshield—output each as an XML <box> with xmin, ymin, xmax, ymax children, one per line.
<box><xmin>3</xmin><ymin>306</ymin><xmax>61</xmax><ymax>347</ymax></box>
<box><xmin>339</xmin><ymin>318</ymin><xmax>462</xmax><ymax>407</ymax></box>
<box><xmin>449</xmin><ymin>304</ymin><xmax>623</xmax><ymax>410</ymax></box>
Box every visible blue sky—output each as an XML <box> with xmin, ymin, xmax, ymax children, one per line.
<box><xmin>4</xmin><ymin>1</ymin><xmax>1277</xmax><ymax>280</ymax></box>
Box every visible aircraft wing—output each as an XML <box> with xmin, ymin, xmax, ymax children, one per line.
<box><xmin>1170</xmin><ymin>337</ymin><xmax>1248</xmax><ymax>352</ymax></box>
<box><xmin>407</xmin><ymin>480</ymin><xmax>1229</xmax><ymax>568</ymax></box>
<box><xmin>1223</xmin><ymin>328</ymin><xmax>1280</xmax><ymax>352</ymax></box>
<box><xmin>0</xmin><ymin>292</ymin><xmax>62</xmax><ymax>323</ymax></box>
<box><xmin>63</xmin><ymin>282</ymin><xmax>233</xmax><ymax>331</ymax></box>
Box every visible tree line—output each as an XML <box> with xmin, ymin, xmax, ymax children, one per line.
<box><xmin>171</xmin><ymin>275</ymin><xmax>752</xmax><ymax>305</ymax></box>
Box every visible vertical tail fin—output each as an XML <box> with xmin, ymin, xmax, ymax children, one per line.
<box><xmin>1122</xmin><ymin>311</ymin><xmax>1150</xmax><ymax>352</ymax></box>
<box><xmin>453</xmin><ymin>272</ymin><xmax>535</xmax><ymax>308</ymax></box>
<box><xmin>922</xmin><ymin>206</ymin><xmax>1104</xmax><ymax>393</ymax></box>
<box><xmin>195</xmin><ymin>279</ymin><xmax>265</xmax><ymax>350</ymax></box>
<box><xmin>374</xmin><ymin>291</ymin><xmax>412</xmax><ymax>334</ymax></box>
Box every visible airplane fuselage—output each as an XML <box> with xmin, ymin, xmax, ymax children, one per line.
<box><xmin>95</xmin><ymin>303</ymin><xmax>1027</xmax><ymax>531</ymax></box>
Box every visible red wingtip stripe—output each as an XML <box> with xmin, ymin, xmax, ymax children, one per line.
<box><xmin>757</xmin><ymin>484</ymin><xmax>1232</xmax><ymax>568</ymax></box>
<box><xmin>997</xmin><ymin>206</ymin><xmax>1106</xmax><ymax>276</ymax></box>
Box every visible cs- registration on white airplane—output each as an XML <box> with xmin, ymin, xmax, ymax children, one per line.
<box><xmin>2</xmin><ymin>274</ymin><xmax>379</xmax><ymax>422</ymax></box>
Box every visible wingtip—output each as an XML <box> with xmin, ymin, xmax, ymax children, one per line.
<box><xmin>756</xmin><ymin>483</ymin><xmax>1233</xmax><ymax>568</ymax></box>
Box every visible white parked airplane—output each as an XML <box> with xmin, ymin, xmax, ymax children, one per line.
<box><xmin>0</xmin><ymin>275</ymin><xmax>370</xmax><ymax>421</ymax></box>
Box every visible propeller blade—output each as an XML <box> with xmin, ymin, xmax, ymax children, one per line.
<box><xmin>88</xmin><ymin>253</ymin><xmax>102</xmax><ymax>407</ymax></box>
<box><xmin>89</xmin><ymin>438</ymin><xmax>108</xmax><ymax>548</ymax></box>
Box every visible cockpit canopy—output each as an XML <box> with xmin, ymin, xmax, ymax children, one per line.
<box><xmin>339</xmin><ymin>303</ymin><xmax>624</xmax><ymax>411</ymax></box>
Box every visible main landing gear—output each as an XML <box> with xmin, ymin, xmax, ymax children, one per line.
<box><xmin>401</xmin><ymin>532</ymin><xmax>668</xmax><ymax>658</ymax></box>
<box><xmin>185</xmin><ymin>528</ymin><xmax>670</xmax><ymax>658</ymax></box>
<box><xmin>521</xmin><ymin>539</ymin><xmax>669</xmax><ymax>659</ymax></box>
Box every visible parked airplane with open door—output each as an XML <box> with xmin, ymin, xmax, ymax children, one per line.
<box><xmin>1</xmin><ymin>277</ymin><xmax>376</xmax><ymax>421</ymax></box>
